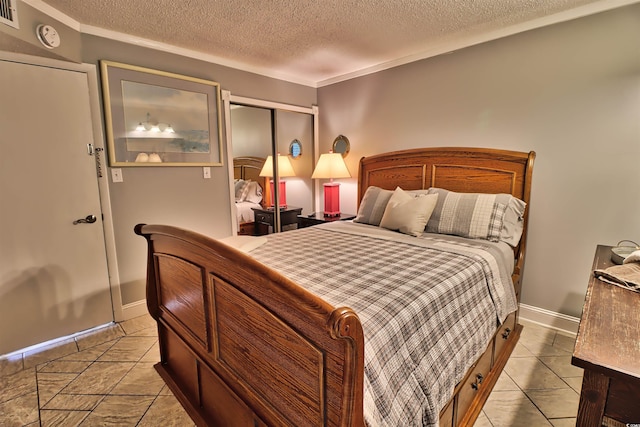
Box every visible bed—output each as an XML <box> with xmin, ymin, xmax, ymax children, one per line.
<box><xmin>136</xmin><ymin>146</ymin><xmax>535</xmax><ymax>427</ymax></box>
<box><xmin>233</xmin><ymin>156</ymin><xmax>268</xmax><ymax>235</ymax></box>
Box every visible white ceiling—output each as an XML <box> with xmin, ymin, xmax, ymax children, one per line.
<box><xmin>25</xmin><ymin>0</ymin><xmax>638</xmax><ymax>87</ymax></box>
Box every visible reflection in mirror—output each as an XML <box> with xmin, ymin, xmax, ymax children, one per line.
<box><xmin>259</xmin><ymin>154</ymin><xmax>295</xmax><ymax>208</ymax></box>
<box><xmin>289</xmin><ymin>139</ymin><xmax>303</xmax><ymax>159</ymax></box>
<box><xmin>229</xmin><ymin>103</ymin><xmax>315</xmax><ymax>235</ymax></box>
<box><xmin>332</xmin><ymin>135</ymin><xmax>350</xmax><ymax>157</ymax></box>
<box><xmin>276</xmin><ymin>111</ymin><xmax>314</xmax><ymax>217</ymax></box>
<box><xmin>230</xmin><ymin>105</ymin><xmax>274</xmax><ymax>235</ymax></box>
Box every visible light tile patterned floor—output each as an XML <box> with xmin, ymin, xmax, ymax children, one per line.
<box><xmin>0</xmin><ymin>315</ymin><xmax>194</xmax><ymax>427</ymax></box>
<box><xmin>0</xmin><ymin>315</ymin><xmax>580</xmax><ymax>426</ymax></box>
<box><xmin>474</xmin><ymin>319</ymin><xmax>582</xmax><ymax>427</ymax></box>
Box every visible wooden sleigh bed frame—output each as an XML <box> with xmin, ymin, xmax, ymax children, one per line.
<box><xmin>136</xmin><ymin>147</ymin><xmax>535</xmax><ymax>427</ymax></box>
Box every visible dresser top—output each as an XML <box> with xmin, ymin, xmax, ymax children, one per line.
<box><xmin>572</xmin><ymin>245</ymin><xmax>640</xmax><ymax>382</ymax></box>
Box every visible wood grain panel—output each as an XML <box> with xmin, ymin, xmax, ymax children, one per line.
<box><xmin>605</xmin><ymin>377</ymin><xmax>640</xmax><ymax>422</ymax></box>
<box><xmin>364</xmin><ymin>164</ymin><xmax>426</xmax><ymax>191</ymax></box>
<box><xmin>156</xmin><ymin>254</ymin><xmax>208</xmax><ymax>347</ymax></box>
<box><xmin>199</xmin><ymin>360</ymin><xmax>258</xmax><ymax>426</ymax></box>
<box><xmin>440</xmin><ymin>399</ymin><xmax>454</xmax><ymax>427</ymax></box>
<box><xmin>493</xmin><ymin>312</ymin><xmax>516</xmax><ymax>367</ymax></box>
<box><xmin>159</xmin><ymin>323</ymin><xmax>200</xmax><ymax>405</ymax></box>
<box><xmin>576</xmin><ymin>370</ymin><xmax>609</xmax><ymax>426</ymax></box>
<box><xmin>456</xmin><ymin>340</ymin><xmax>493</xmax><ymax>426</ymax></box>
<box><xmin>212</xmin><ymin>276</ymin><xmax>325</xmax><ymax>426</ymax></box>
<box><xmin>431</xmin><ymin>165</ymin><xmax>516</xmax><ymax>195</ymax></box>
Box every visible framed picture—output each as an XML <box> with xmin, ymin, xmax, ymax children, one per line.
<box><xmin>100</xmin><ymin>60</ymin><xmax>223</xmax><ymax>167</ymax></box>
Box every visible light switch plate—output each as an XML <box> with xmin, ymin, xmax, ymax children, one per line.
<box><xmin>203</xmin><ymin>167</ymin><xmax>211</xmax><ymax>179</ymax></box>
<box><xmin>111</xmin><ymin>168</ymin><xmax>123</xmax><ymax>183</ymax></box>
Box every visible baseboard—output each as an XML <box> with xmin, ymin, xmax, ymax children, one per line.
<box><xmin>121</xmin><ymin>300</ymin><xmax>149</xmax><ymax>320</ymax></box>
<box><xmin>519</xmin><ymin>303</ymin><xmax>580</xmax><ymax>336</ymax></box>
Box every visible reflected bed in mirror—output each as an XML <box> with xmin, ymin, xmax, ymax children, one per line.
<box><xmin>233</xmin><ymin>156</ymin><xmax>267</xmax><ymax>235</ymax></box>
<box><xmin>332</xmin><ymin>135</ymin><xmax>350</xmax><ymax>157</ymax></box>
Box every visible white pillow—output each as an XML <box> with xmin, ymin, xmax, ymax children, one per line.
<box><xmin>380</xmin><ymin>187</ymin><xmax>438</xmax><ymax>237</ymax></box>
<box><xmin>234</xmin><ymin>179</ymin><xmax>248</xmax><ymax>202</ymax></box>
<box><xmin>244</xmin><ymin>181</ymin><xmax>263</xmax><ymax>204</ymax></box>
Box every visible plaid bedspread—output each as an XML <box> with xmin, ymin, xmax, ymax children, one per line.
<box><xmin>248</xmin><ymin>221</ymin><xmax>517</xmax><ymax>427</ymax></box>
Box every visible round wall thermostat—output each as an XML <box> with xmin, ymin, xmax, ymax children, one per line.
<box><xmin>36</xmin><ymin>24</ymin><xmax>61</xmax><ymax>49</ymax></box>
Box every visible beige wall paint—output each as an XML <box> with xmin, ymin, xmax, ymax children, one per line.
<box><xmin>0</xmin><ymin>1</ymin><xmax>81</xmax><ymax>62</ymax></box>
<box><xmin>79</xmin><ymin>36</ymin><xmax>317</xmax><ymax>304</ymax></box>
<box><xmin>318</xmin><ymin>4</ymin><xmax>640</xmax><ymax>318</ymax></box>
<box><xmin>1</xmin><ymin>26</ymin><xmax>316</xmax><ymax>310</ymax></box>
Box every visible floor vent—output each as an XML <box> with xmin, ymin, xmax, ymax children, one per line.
<box><xmin>0</xmin><ymin>0</ymin><xmax>19</xmax><ymax>30</ymax></box>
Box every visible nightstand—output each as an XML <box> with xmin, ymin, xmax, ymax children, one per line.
<box><xmin>252</xmin><ymin>206</ymin><xmax>303</xmax><ymax>235</ymax></box>
<box><xmin>297</xmin><ymin>212</ymin><xmax>356</xmax><ymax>228</ymax></box>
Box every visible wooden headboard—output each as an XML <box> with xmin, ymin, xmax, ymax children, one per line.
<box><xmin>233</xmin><ymin>156</ymin><xmax>269</xmax><ymax>207</ymax></box>
<box><xmin>233</xmin><ymin>156</ymin><xmax>265</xmax><ymax>182</ymax></box>
<box><xmin>358</xmin><ymin>147</ymin><xmax>535</xmax><ymax>287</ymax></box>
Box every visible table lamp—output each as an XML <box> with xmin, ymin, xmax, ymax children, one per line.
<box><xmin>311</xmin><ymin>152</ymin><xmax>351</xmax><ymax>217</ymax></box>
<box><xmin>259</xmin><ymin>154</ymin><xmax>296</xmax><ymax>208</ymax></box>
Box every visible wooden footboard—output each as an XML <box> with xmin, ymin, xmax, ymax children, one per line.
<box><xmin>136</xmin><ymin>224</ymin><xmax>365</xmax><ymax>426</ymax></box>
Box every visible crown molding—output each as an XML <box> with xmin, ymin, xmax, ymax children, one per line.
<box><xmin>317</xmin><ymin>0</ymin><xmax>640</xmax><ymax>87</ymax></box>
<box><xmin>79</xmin><ymin>24</ymin><xmax>317</xmax><ymax>88</ymax></box>
<box><xmin>22</xmin><ymin>0</ymin><xmax>80</xmax><ymax>30</ymax></box>
<box><xmin>22</xmin><ymin>0</ymin><xmax>640</xmax><ymax>89</ymax></box>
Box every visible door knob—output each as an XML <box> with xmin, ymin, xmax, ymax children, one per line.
<box><xmin>73</xmin><ymin>215</ymin><xmax>97</xmax><ymax>225</ymax></box>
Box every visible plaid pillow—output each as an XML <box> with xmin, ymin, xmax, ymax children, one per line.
<box><xmin>354</xmin><ymin>186</ymin><xmax>394</xmax><ymax>226</ymax></box>
<box><xmin>426</xmin><ymin>188</ymin><xmax>510</xmax><ymax>242</ymax></box>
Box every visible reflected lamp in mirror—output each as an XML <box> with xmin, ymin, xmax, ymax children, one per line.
<box><xmin>259</xmin><ymin>154</ymin><xmax>296</xmax><ymax>208</ymax></box>
<box><xmin>332</xmin><ymin>135</ymin><xmax>350</xmax><ymax>158</ymax></box>
<box><xmin>311</xmin><ymin>152</ymin><xmax>351</xmax><ymax>217</ymax></box>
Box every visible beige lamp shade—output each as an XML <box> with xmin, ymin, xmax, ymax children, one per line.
<box><xmin>259</xmin><ymin>154</ymin><xmax>296</xmax><ymax>178</ymax></box>
<box><xmin>311</xmin><ymin>152</ymin><xmax>351</xmax><ymax>179</ymax></box>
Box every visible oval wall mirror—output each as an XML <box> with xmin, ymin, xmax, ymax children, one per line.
<box><xmin>332</xmin><ymin>135</ymin><xmax>350</xmax><ymax>157</ymax></box>
<box><xmin>289</xmin><ymin>139</ymin><xmax>303</xmax><ymax>159</ymax></box>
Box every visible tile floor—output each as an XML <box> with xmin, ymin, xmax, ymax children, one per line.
<box><xmin>0</xmin><ymin>315</ymin><xmax>581</xmax><ymax>426</ymax></box>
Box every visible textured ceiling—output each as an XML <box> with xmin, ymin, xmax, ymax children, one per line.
<box><xmin>33</xmin><ymin>0</ymin><xmax>632</xmax><ymax>86</ymax></box>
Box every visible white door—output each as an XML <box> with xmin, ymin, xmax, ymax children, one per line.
<box><xmin>0</xmin><ymin>59</ymin><xmax>114</xmax><ymax>355</ymax></box>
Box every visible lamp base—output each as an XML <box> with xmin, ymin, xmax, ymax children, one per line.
<box><xmin>268</xmin><ymin>179</ymin><xmax>287</xmax><ymax>208</ymax></box>
<box><xmin>323</xmin><ymin>182</ymin><xmax>341</xmax><ymax>217</ymax></box>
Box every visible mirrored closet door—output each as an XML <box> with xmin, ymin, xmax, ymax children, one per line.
<box><xmin>224</xmin><ymin>93</ymin><xmax>317</xmax><ymax>235</ymax></box>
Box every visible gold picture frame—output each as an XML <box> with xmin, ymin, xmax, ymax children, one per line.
<box><xmin>100</xmin><ymin>60</ymin><xmax>223</xmax><ymax>167</ymax></box>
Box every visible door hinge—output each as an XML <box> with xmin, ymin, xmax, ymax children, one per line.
<box><xmin>90</xmin><ymin>145</ymin><xmax>105</xmax><ymax>178</ymax></box>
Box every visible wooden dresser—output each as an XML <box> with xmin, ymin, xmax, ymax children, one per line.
<box><xmin>572</xmin><ymin>245</ymin><xmax>640</xmax><ymax>427</ymax></box>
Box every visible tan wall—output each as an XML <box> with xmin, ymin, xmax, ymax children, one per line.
<box><xmin>1</xmin><ymin>22</ymin><xmax>316</xmax><ymax>308</ymax></box>
<box><xmin>318</xmin><ymin>4</ymin><xmax>640</xmax><ymax>318</ymax></box>
<box><xmin>80</xmin><ymin>35</ymin><xmax>316</xmax><ymax>304</ymax></box>
<box><xmin>0</xmin><ymin>1</ymin><xmax>81</xmax><ymax>61</ymax></box>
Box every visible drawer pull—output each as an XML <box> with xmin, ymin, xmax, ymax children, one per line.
<box><xmin>471</xmin><ymin>373</ymin><xmax>484</xmax><ymax>390</ymax></box>
<box><xmin>502</xmin><ymin>327</ymin><xmax>512</xmax><ymax>340</ymax></box>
